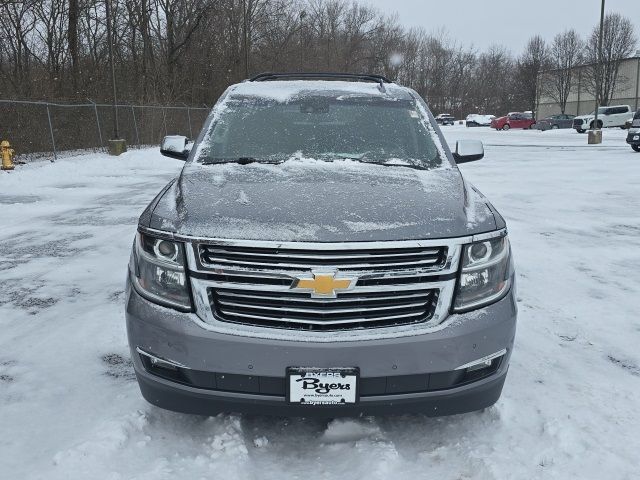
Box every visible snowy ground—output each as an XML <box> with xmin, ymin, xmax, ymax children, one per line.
<box><xmin>1</xmin><ymin>125</ymin><xmax>639</xmax><ymax>479</ymax></box>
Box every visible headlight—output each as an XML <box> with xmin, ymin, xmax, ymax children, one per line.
<box><xmin>129</xmin><ymin>232</ymin><xmax>192</xmax><ymax>311</ymax></box>
<box><xmin>453</xmin><ymin>234</ymin><xmax>513</xmax><ymax>312</ymax></box>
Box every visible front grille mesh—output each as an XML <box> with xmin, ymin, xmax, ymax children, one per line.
<box><xmin>199</xmin><ymin>244</ymin><xmax>446</xmax><ymax>272</ymax></box>
<box><xmin>210</xmin><ymin>288</ymin><xmax>438</xmax><ymax>331</ymax></box>
<box><xmin>197</xmin><ymin>242</ymin><xmax>447</xmax><ymax>330</ymax></box>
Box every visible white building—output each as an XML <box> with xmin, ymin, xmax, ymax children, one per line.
<box><xmin>537</xmin><ymin>52</ymin><xmax>640</xmax><ymax>118</ymax></box>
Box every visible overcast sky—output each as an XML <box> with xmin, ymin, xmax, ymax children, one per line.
<box><xmin>359</xmin><ymin>0</ymin><xmax>639</xmax><ymax>54</ymax></box>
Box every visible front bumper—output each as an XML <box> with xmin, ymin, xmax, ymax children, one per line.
<box><xmin>573</xmin><ymin>119</ymin><xmax>588</xmax><ymax>130</ymax></box>
<box><xmin>627</xmin><ymin>131</ymin><xmax>640</xmax><ymax>145</ymax></box>
<box><xmin>126</xmin><ymin>278</ymin><xmax>517</xmax><ymax>417</ymax></box>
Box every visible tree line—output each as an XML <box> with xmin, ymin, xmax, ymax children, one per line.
<box><xmin>0</xmin><ymin>0</ymin><xmax>637</xmax><ymax>117</ymax></box>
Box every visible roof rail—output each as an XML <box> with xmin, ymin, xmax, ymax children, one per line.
<box><xmin>249</xmin><ymin>72</ymin><xmax>393</xmax><ymax>85</ymax></box>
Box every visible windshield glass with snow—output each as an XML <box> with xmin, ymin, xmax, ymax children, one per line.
<box><xmin>197</xmin><ymin>96</ymin><xmax>442</xmax><ymax>169</ymax></box>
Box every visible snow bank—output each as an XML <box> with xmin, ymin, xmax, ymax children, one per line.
<box><xmin>2</xmin><ymin>126</ymin><xmax>640</xmax><ymax>478</ymax></box>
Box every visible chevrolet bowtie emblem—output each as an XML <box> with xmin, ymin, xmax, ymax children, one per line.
<box><xmin>294</xmin><ymin>271</ymin><xmax>356</xmax><ymax>298</ymax></box>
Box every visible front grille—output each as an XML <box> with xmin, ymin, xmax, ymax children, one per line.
<box><xmin>209</xmin><ymin>287</ymin><xmax>438</xmax><ymax>330</ymax></box>
<box><xmin>199</xmin><ymin>244</ymin><xmax>447</xmax><ymax>272</ymax></box>
<box><xmin>572</xmin><ymin>119</ymin><xmax>583</xmax><ymax>128</ymax></box>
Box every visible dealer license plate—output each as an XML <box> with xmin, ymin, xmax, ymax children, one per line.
<box><xmin>287</xmin><ymin>367</ymin><xmax>359</xmax><ymax>405</ymax></box>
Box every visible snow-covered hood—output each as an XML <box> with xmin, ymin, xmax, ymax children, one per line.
<box><xmin>574</xmin><ymin>114</ymin><xmax>594</xmax><ymax>122</ymax></box>
<box><xmin>467</xmin><ymin>114</ymin><xmax>493</xmax><ymax>124</ymax></box>
<box><xmin>144</xmin><ymin>159</ymin><xmax>497</xmax><ymax>242</ymax></box>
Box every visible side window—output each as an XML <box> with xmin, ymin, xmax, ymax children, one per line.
<box><xmin>604</xmin><ymin>108</ymin><xmax>614</xmax><ymax>115</ymax></box>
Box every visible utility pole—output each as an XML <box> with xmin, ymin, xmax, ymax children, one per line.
<box><xmin>105</xmin><ymin>0</ymin><xmax>126</xmax><ymax>154</ymax></box>
<box><xmin>105</xmin><ymin>0</ymin><xmax>118</xmax><ymax>138</ymax></box>
<box><xmin>243</xmin><ymin>0</ymin><xmax>249</xmax><ymax>78</ymax></box>
<box><xmin>589</xmin><ymin>0</ymin><xmax>605</xmax><ymax>144</ymax></box>
<box><xmin>634</xmin><ymin>49</ymin><xmax>640</xmax><ymax>111</ymax></box>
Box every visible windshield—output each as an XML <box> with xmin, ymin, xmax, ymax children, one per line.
<box><xmin>196</xmin><ymin>95</ymin><xmax>442</xmax><ymax>169</ymax></box>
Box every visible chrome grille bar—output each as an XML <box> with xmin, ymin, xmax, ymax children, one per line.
<box><xmin>216</xmin><ymin>299</ymin><xmax>429</xmax><ymax>315</ymax></box>
<box><xmin>216</xmin><ymin>309</ymin><xmax>430</xmax><ymax>326</ymax></box>
<box><xmin>198</xmin><ymin>244</ymin><xmax>447</xmax><ymax>272</ymax></box>
<box><xmin>216</xmin><ymin>290</ymin><xmax>429</xmax><ymax>304</ymax></box>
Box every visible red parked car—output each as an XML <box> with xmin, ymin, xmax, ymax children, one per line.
<box><xmin>491</xmin><ymin>112</ymin><xmax>536</xmax><ymax>130</ymax></box>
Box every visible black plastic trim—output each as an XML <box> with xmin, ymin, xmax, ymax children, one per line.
<box><xmin>249</xmin><ymin>72</ymin><xmax>392</xmax><ymax>83</ymax></box>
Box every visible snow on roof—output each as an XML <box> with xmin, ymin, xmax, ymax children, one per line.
<box><xmin>228</xmin><ymin>80</ymin><xmax>411</xmax><ymax>102</ymax></box>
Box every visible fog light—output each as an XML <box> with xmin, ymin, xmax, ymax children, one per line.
<box><xmin>466</xmin><ymin>358</ymin><xmax>494</xmax><ymax>372</ymax></box>
<box><xmin>455</xmin><ymin>348</ymin><xmax>507</xmax><ymax>371</ymax></box>
<box><xmin>136</xmin><ymin>347</ymin><xmax>186</xmax><ymax>372</ymax></box>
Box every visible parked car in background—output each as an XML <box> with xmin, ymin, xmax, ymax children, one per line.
<box><xmin>491</xmin><ymin>112</ymin><xmax>536</xmax><ymax>130</ymax></box>
<box><xmin>626</xmin><ymin>109</ymin><xmax>640</xmax><ymax>152</ymax></box>
<box><xmin>435</xmin><ymin>113</ymin><xmax>455</xmax><ymax>125</ymax></box>
<box><xmin>535</xmin><ymin>114</ymin><xmax>576</xmax><ymax>131</ymax></box>
<box><xmin>465</xmin><ymin>114</ymin><xmax>494</xmax><ymax>127</ymax></box>
<box><xmin>573</xmin><ymin>105</ymin><xmax>633</xmax><ymax>133</ymax></box>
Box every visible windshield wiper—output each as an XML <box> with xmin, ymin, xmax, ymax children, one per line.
<box><xmin>333</xmin><ymin>154</ymin><xmax>427</xmax><ymax>170</ymax></box>
<box><xmin>201</xmin><ymin>157</ymin><xmax>279</xmax><ymax>165</ymax></box>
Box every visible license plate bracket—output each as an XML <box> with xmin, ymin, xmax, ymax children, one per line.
<box><xmin>287</xmin><ymin>367</ymin><xmax>359</xmax><ymax>405</ymax></box>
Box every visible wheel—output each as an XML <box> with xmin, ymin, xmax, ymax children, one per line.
<box><xmin>502</xmin><ymin>124</ymin><xmax>510</xmax><ymax>131</ymax></box>
<box><xmin>551</xmin><ymin>124</ymin><xmax>559</xmax><ymax>130</ymax></box>
<box><xmin>632</xmin><ymin>145</ymin><xmax>640</xmax><ymax>152</ymax></box>
<box><xmin>528</xmin><ymin>123</ymin><xmax>536</xmax><ymax>129</ymax></box>
<box><xmin>589</xmin><ymin>120</ymin><xmax>603</xmax><ymax>129</ymax></box>
<box><xmin>576</xmin><ymin>129</ymin><xmax>585</xmax><ymax>133</ymax></box>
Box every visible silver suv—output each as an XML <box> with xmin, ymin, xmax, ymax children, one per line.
<box><xmin>126</xmin><ymin>73</ymin><xmax>517</xmax><ymax>417</ymax></box>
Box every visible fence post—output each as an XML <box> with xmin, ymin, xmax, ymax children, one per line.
<box><xmin>45</xmin><ymin>103</ymin><xmax>57</xmax><ymax>162</ymax></box>
<box><xmin>131</xmin><ymin>105</ymin><xmax>140</xmax><ymax>146</ymax></box>
<box><xmin>186</xmin><ymin>105</ymin><xmax>193</xmax><ymax>138</ymax></box>
<box><xmin>161</xmin><ymin>107</ymin><xmax>168</xmax><ymax>137</ymax></box>
<box><xmin>89</xmin><ymin>99</ymin><xmax>104</xmax><ymax>151</ymax></box>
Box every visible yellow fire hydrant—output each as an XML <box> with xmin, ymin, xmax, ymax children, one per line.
<box><xmin>1</xmin><ymin>140</ymin><xmax>15</xmax><ymax>170</ymax></box>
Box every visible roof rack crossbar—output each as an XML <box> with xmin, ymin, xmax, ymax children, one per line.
<box><xmin>249</xmin><ymin>72</ymin><xmax>392</xmax><ymax>85</ymax></box>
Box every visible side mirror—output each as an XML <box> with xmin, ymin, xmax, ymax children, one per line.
<box><xmin>453</xmin><ymin>140</ymin><xmax>484</xmax><ymax>163</ymax></box>
<box><xmin>160</xmin><ymin>135</ymin><xmax>192</xmax><ymax>160</ymax></box>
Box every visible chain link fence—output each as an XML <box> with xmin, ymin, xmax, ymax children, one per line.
<box><xmin>0</xmin><ymin>100</ymin><xmax>211</xmax><ymax>162</ymax></box>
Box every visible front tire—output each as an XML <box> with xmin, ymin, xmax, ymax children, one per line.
<box><xmin>502</xmin><ymin>124</ymin><xmax>511</xmax><ymax>131</ymax></box>
<box><xmin>576</xmin><ymin>128</ymin><xmax>585</xmax><ymax>133</ymax></box>
<box><xmin>632</xmin><ymin>145</ymin><xmax>640</xmax><ymax>152</ymax></box>
<box><xmin>551</xmin><ymin>124</ymin><xmax>559</xmax><ymax>130</ymax></box>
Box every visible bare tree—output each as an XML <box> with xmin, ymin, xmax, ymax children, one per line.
<box><xmin>470</xmin><ymin>45</ymin><xmax>515</xmax><ymax>114</ymax></box>
<box><xmin>1</xmin><ymin>0</ymin><xmax>635</xmax><ymax>120</ymax></box>
<box><xmin>584</xmin><ymin>13</ymin><xmax>637</xmax><ymax>106</ymax></box>
<box><xmin>543</xmin><ymin>29</ymin><xmax>582</xmax><ymax>114</ymax></box>
<box><xmin>514</xmin><ymin>35</ymin><xmax>548</xmax><ymax>113</ymax></box>
<box><xmin>68</xmin><ymin>0</ymin><xmax>79</xmax><ymax>91</ymax></box>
